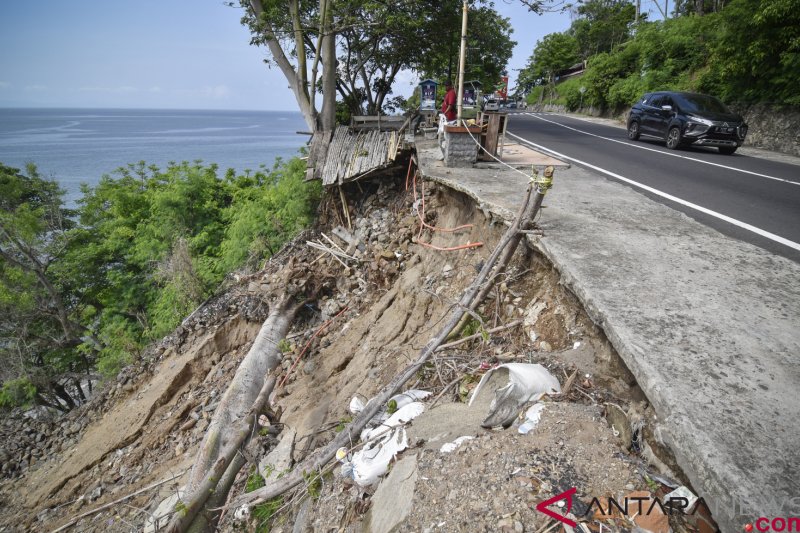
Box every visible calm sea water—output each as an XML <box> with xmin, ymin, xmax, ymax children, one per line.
<box><xmin>0</xmin><ymin>108</ymin><xmax>309</xmax><ymax>205</ymax></box>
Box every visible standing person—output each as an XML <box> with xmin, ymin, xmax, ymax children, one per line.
<box><xmin>441</xmin><ymin>81</ymin><xmax>457</xmax><ymax>122</ymax></box>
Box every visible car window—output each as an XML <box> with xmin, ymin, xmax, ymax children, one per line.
<box><xmin>674</xmin><ymin>94</ymin><xmax>731</xmax><ymax>114</ymax></box>
<box><xmin>640</xmin><ymin>94</ymin><xmax>651</xmax><ymax>105</ymax></box>
<box><xmin>649</xmin><ymin>95</ymin><xmax>663</xmax><ymax>107</ymax></box>
<box><xmin>661</xmin><ymin>96</ymin><xmax>673</xmax><ymax>108</ymax></box>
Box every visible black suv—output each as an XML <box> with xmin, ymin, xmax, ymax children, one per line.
<box><xmin>627</xmin><ymin>91</ymin><xmax>747</xmax><ymax>154</ymax></box>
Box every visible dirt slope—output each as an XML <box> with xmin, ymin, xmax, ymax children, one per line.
<box><xmin>0</xmin><ymin>169</ymin><xmax>713</xmax><ymax>532</ymax></box>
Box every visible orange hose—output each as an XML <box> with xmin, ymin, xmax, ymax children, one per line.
<box><xmin>412</xmin><ymin>171</ymin><xmax>483</xmax><ymax>251</ymax></box>
<box><xmin>405</xmin><ymin>156</ymin><xmax>414</xmax><ymax>191</ymax></box>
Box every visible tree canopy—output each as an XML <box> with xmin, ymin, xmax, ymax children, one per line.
<box><xmin>518</xmin><ymin>0</ymin><xmax>800</xmax><ymax>110</ymax></box>
<box><xmin>0</xmin><ymin>158</ymin><xmax>320</xmax><ymax>411</ymax></box>
<box><xmin>240</xmin><ymin>0</ymin><xmax>515</xmax><ymax>123</ymax></box>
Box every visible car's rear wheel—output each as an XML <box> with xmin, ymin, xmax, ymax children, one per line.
<box><xmin>627</xmin><ymin>121</ymin><xmax>640</xmax><ymax>140</ymax></box>
<box><xmin>666</xmin><ymin>126</ymin><xmax>682</xmax><ymax>149</ymax></box>
<box><xmin>719</xmin><ymin>146</ymin><xmax>737</xmax><ymax>155</ymax></box>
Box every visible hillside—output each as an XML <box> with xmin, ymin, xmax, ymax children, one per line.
<box><xmin>0</xmin><ymin>168</ymin><xmax>712</xmax><ymax>533</ymax></box>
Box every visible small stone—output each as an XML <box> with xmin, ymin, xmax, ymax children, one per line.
<box><xmin>539</xmin><ymin>341</ymin><xmax>552</xmax><ymax>352</ymax></box>
<box><xmin>88</xmin><ymin>485</ymin><xmax>103</xmax><ymax>502</ymax></box>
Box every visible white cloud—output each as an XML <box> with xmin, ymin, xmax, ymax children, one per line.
<box><xmin>0</xmin><ymin>81</ymin><xmax>10</xmax><ymax>89</ymax></box>
<box><xmin>24</xmin><ymin>84</ymin><xmax>47</xmax><ymax>91</ymax></box>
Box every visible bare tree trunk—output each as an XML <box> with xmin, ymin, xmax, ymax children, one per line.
<box><xmin>166</xmin><ymin>295</ymin><xmax>302</xmax><ymax>533</ymax></box>
<box><xmin>319</xmin><ymin>0</ymin><xmax>338</xmax><ymax>131</ymax></box>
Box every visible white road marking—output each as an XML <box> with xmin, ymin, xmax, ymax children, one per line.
<box><xmin>507</xmin><ymin>130</ymin><xmax>800</xmax><ymax>253</ymax></box>
<box><xmin>520</xmin><ymin>112</ymin><xmax>799</xmax><ymax>186</ymax></box>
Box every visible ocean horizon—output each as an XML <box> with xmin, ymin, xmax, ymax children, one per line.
<box><xmin>0</xmin><ymin>107</ymin><xmax>310</xmax><ymax>206</ymax></box>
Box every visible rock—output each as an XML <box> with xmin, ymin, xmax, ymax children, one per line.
<box><xmin>143</xmin><ymin>489</ymin><xmax>185</xmax><ymax>533</ymax></box>
<box><xmin>365</xmin><ymin>454</ymin><xmax>418</xmax><ymax>533</ymax></box>
<box><xmin>88</xmin><ymin>485</ymin><xmax>103</xmax><ymax>502</ymax></box>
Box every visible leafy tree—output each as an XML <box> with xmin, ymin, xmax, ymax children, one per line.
<box><xmin>0</xmin><ymin>157</ymin><xmax>320</xmax><ymax>411</ymax></box>
<box><xmin>702</xmin><ymin>0</ymin><xmax>800</xmax><ymax>105</ymax></box>
<box><xmin>0</xmin><ymin>163</ymin><xmax>93</xmax><ymax>411</ymax></box>
<box><xmin>414</xmin><ymin>2</ymin><xmax>516</xmax><ymax>96</ymax></box>
<box><xmin>521</xmin><ymin>32</ymin><xmax>580</xmax><ymax>85</ymax></box>
<box><xmin>240</xmin><ymin>1</ymin><xmax>515</xmax><ymax>122</ymax></box>
<box><xmin>220</xmin><ymin>157</ymin><xmax>321</xmax><ymax>273</ymax></box>
<box><xmin>570</xmin><ymin>0</ymin><xmax>637</xmax><ymax>58</ymax></box>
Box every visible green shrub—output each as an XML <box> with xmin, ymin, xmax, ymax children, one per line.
<box><xmin>0</xmin><ymin>377</ymin><xmax>37</xmax><ymax>408</ymax></box>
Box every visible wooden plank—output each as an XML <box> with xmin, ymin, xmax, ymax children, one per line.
<box><xmin>319</xmin><ymin>125</ymin><xmax>408</xmax><ymax>187</ymax></box>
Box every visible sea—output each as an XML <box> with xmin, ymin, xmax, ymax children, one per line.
<box><xmin>0</xmin><ymin>108</ymin><xmax>309</xmax><ymax>206</ymax></box>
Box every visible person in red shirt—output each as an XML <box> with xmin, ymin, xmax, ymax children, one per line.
<box><xmin>441</xmin><ymin>81</ymin><xmax>457</xmax><ymax>122</ymax></box>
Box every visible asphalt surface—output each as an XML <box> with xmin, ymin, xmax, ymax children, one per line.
<box><xmin>507</xmin><ymin>112</ymin><xmax>800</xmax><ymax>263</ymax></box>
<box><xmin>416</xmin><ymin>131</ymin><xmax>800</xmax><ymax>533</ymax></box>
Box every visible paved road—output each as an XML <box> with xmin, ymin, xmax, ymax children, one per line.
<box><xmin>417</xmin><ymin>136</ymin><xmax>800</xmax><ymax>533</ymax></box>
<box><xmin>507</xmin><ymin>112</ymin><xmax>800</xmax><ymax>263</ymax></box>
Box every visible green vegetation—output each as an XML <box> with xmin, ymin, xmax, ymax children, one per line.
<box><xmin>520</xmin><ymin>0</ymin><xmax>800</xmax><ymax>111</ymax></box>
<box><xmin>246</xmin><ymin>466</ymin><xmax>267</xmax><ymax>493</ymax></box>
<box><xmin>252</xmin><ymin>497</ymin><xmax>284</xmax><ymax>533</ymax></box>
<box><xmin>0</xmin><ymin>158</ymin><xmax>320</xmax><ymax>411</ymax></box>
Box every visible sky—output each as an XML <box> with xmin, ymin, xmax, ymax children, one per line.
<box><xmin>0</xmin><ymin>1</ymin><xmax>666</xmax><ymax>111</ymax></box>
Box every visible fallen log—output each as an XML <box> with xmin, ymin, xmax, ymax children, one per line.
<box><xmin>166</xmin><ymin>294</ymin><xmax>302</xmax><ymax>533</ymax></box>
<box><xmin>449</xmin><ymin>165</ymin><xmax>555</xmax><ymax>339</ymax></box>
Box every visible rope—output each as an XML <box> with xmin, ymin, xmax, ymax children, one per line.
<box><xmin>457</xmin><ymin>118</ymin><xmax>553</xmax><ymax>191</ymax></box>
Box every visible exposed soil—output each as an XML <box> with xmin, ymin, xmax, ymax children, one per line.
<box><xmin>0</xmin><ymin>162</ymin><xmax>714</xmax><ymax>533</ymax></box>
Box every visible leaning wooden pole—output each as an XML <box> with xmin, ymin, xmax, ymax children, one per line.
<box><xmin>449</xmin><ymin>165</ymin><xmax>554</xmax><ymax>339</ymax></box>
<box><xmin>229</xmin><ymin>168</ymin><xmax>556</xmax><ymax>514</ymax></box>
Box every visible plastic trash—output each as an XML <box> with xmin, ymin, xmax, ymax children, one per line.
<box><xmin>233</xmin><ymin>504</ymin><xmax>250</xmax><ymax>522</ymax></box>
<box><xmin>469</xmin><ymin>363</ymin><xmax>561</xmax><ymax>428</ymax></box>
<box><xmin>518</xmin><ymin>403</ymin><xmax>546</xmax><ymax>434</ymax></box>
<box><xmin>351</xmin><ymin>427</ymin><xmax>409</xmax><ymax>486</ymax></box>
<box><xmin>349</xmin><ymin>396</ymin><xmax>365</xmax><ymax>415</ymax></box>
<box><xmin>360</xmin><ymin>401</ymin><xmax>425</xmax><ymax>441</ymax></box>
<box><xmin>665</xmin><ymin>485</ymin><xmax>699</xmax><ymax>513</ymax></box>
<box><xmin>350</xmin><ymin>389</ymin><xmax>430</xmax><ymax>422</ymax></box>
<box><xmin>342</xmin><ymin>389</ymin><xmax>430</xmax><ymax>486</ymax></box>
<box><xmin>440</xmin><ymin>436</ymin><xmax>474</xmax><ymax>453</ymax></box>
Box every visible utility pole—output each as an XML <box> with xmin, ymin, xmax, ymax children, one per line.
<box><xmin>456</xmin><ymin>0</ymin><xmax>468</xmax><ymax>124</ymax></box>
